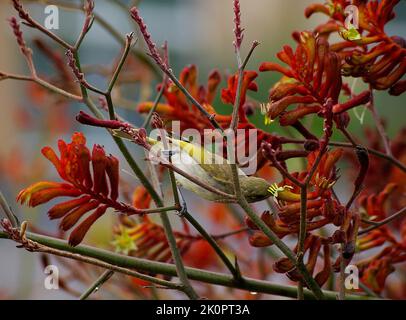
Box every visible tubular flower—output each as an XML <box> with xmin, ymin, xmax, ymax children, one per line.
<box><xmin>259</xmin><ymin>31</ymin><xmax>371</xmax><ymax>129</ymax></box>
<box><xmin>305</xmin><ymin>0</ymin><xmax>406</xmax><ymax>93</ymax></box>
<box><xmin>261</xmin><ymin>147</ymin><xmax>343</xmax><ymax>214</ymax></box>
<box><xmin>113</xmin><ymin>217</ymin><xmax>177</xmax><ymax>261</ymax></box>
<box><xmin>247</xmin><ymin>149</ymin><xmax>349</xmax><ymax>286</ymax></box>
<box><xmin>357</xmin><ymin>184</ymin><xmax>400</xmax><ymax>252</ymax></box>
<box><xmin>137</xmin><ymin>65</ymin><xmax>227</xmax><ymax>132</ymax></box>
<box><xmin>273</xmin><ymin>235</ymin><xmax>332</xmax><ymax>287</ymax></box>
<box><xmin>355</xmin><ymin>185</ymin><xmax>406</xmax><ymax>293</ymax></box>
<box><xmin>17</xmin><ymin>132</ymin><xmax>142</xmax><ymax>246</ymax></box>
<box><xmin>220</xmin><ymin>70</ymin><xmax>259</xmax><ymax>123</ymax></box>
<box><xmin>132</xmin><ymin>185</ymin><xmax>152</xmax><ymax>210</ymax></box>
<box><xmin>358</xmin><ymin>246</ymin><xmax>406</xmax><ymax>294</ymax></box>
<box><xmin>138</xmin><ymin>65</ymin><xmax>260</xmax><ymax>132</ymax></box>
<box><xmin>266</xmin><ymin>148</ymin><xmax>343</xmax><ymax>205</ymax></box>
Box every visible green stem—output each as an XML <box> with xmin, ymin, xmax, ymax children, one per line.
<box><xmin>358</xmin><ymin>206</ymin><xmax>406</xmax><ymax>235</ymax></box>
<box><xmin>80</xmin><ymin>270</ymin><xmax>114</xmax><ymax>300</ymax></box>
<box><xmin>0</xmin><ymin>189</ymin><xmax>19</xmax><ymax>227</ymax></box>
<box><xmin>236</xmin><ymin>193</ymin><xmax>323</xmax><ymax>299</ymax></box>
<box><xmin>297</xmin><ymin>186</ymin><xmax>308</xmax><ymax>300</ymax></box>
<box><xmin>158</xmin><ymin>211</ymin><xmax>199</xmax><ymax>299</ymax></box>
<box><xmin>181</xmin><ymin>210</ymin><xmax>241</xmax><ymax>280</ymax></box>
<box><xmin>281</xmin><ymin>138</ymin><xmax>406</xmax><ymax>173</ymax></box>
<box><xmin>107</xmin><ymin>35</ymin><xmax>135</xmax><ymax>93</ymax></box>
<box><xmin>25</xmin><ymin>0</ymin><xmax>160</xmax><ymax>77</ymax></box>
<box><xmin>339</xmin><ymin>244</ymin><xmax>346</xmax><ymax>300</ymax></box>
<box><xmin>165</xmin><ymin>71</ymin><xmax>222</xmax><ymax>131</ymax></box>
<box><xmin>297</xmin><ymin>282</ymin><xmax>304</xmax><ymax>300</ymax></box>
<box><xmin>141</xmin><ymin>83</ymin><xmax>165</xmax><ymax>129</ymax></box>
<box><xmin>0</xmin><ymin>231</ymin><xmax>373</xmax><ymax>300</ymax></box>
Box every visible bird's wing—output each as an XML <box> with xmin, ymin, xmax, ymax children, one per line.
<box><xmin>170</xmin><ymin>138</ymin><xmax>247</xmax><ymax>182</ymax></box>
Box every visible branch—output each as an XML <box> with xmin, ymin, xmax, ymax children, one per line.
<box><xmin>181</xmin><ymin>210</ymin><xmax>242</xmax><ymax>281</ymax></box>
<box><xmin>107</xmin><ymin>33</ymin><xmax>136</xmax><ymax>93</ymax></box>
<box><xmin>0</xmin><ymin>230</ymin><xmax>374</xmax><ymax>300</ymax></box>
<box><xmin>358</xmin><ymin>206</ymin><xmax>406</xmax><ymax>236</ymax></box>
<box><xmin>0</xmin><ymin>223</ymin><xmax>181</xmax><ymax>292</ymax></box>
<box><xmin>79</xmin><ymin>270</ymin><xmax>114</xmax><ymax>300</ymax></box>
<box><xmin>279</xmin><ymin>139</ymin><xmax>406</xmax><ymax>173</ymax></box>
<box><xmin>368</xmin><ymin>87</ymin><xmax>392</xmax><ymax>156</ymax></box>
<box><xmin>0</xmin><ymin>189</ymin><xmax>19</xmax><ymax>228</ymax></box>
<box><xmin>12</xmin><ymin>0</ymin><xmax>72</xmax><ymax>49</ymax></box>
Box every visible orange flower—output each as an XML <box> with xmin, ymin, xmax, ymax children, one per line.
<box><xmin>221</xmin><ymin>70</ymin><xmax>258</xmax><ymax>123</ymax></box>
<box><xmin>183</xmin><ymin>240</ymin><xmax>219</xmax><ymax>269</ymax></box>
<box><xmin>132</xmin><ymin>186</ymin><xmax>152</xmax><ymax>210</ymax></box>
<box><xmin>260</xmin><ymin>31</ymin><xmax>371</xmax><ymax>127</ymax></box>
<box><xmin>17</xmin><ymin>132</ymin><xmax>139</xmax><ymax>246</ymax></box>
<box><xmin>305</xmin><ymin>0</ymin><xmax>406</xmax><ymax>93</ymax></box>
<box><xmin>137</xmin><ymin>65</ymin><xmax>226</xmax><ymax>132</ymax></box>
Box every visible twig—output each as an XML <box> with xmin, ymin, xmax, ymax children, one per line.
<box><xmin>107</xmin><ymin>33</ymin><xmax>136</xmax><ymax>93</ymax></box>
<box><xmin>141</xmin><ymin>84</ymin><xmax>165</xmax><ymax>129</ymax></box>
<box><xmin>142</xmin><ymin>42</ymin><xmax>168</xmax><ymax>129</ymax></box>
<box><xmin>297</xmin><ymin>186</ymin><xmax>307</xmax><ymax>300</ymax></box>
<box><xmin>0</xmin><ymin>225</ymin><xmax>180</xmax><ymax>291</ymax></box>
<box><xmin>263</xmin><ymin>145</ymin><xmax>304</xmax><ymax>188</ymax></box>
<box><xmin>359</xmin><ymin>281</ymin><xmax>381</xmax><ymax>298</ymax></box>
<box><xmin>368</xmin><ymin>86</ymin><xmax>392</xmax><ymax>156</ymax></box>
<box><xmin>338</xmin><ymin>243</ymin><xmax>346</xmax><ymax>300</ymax></box>
<box><xmin>358</xmin><ymin>206</ymin><xmax>406</xmax><ymax>236</ymax></box>
<box><xmin>212</xmin><ymin>227</ymin><xmax>249</xmax><ymax>240</ymax></box>
<box><xmin>0</xmin><ymin>230</ymin><xmax>373</xmax><ymax>300</ymax></box>
<box><xmin>157</xmin><ymin>159</ymin><xmax>237</xmax><ymax>201</ymax></box>
<box><xmin>346</xmin><ymin>146</ymin><xmax>369</xmax><ymax>210</ymax></box>
<box><xmin>0</xmin><ymin>190</ymin><xmax>19</xmax><ymax>227</ymax></box>
<box><xmin>279</xmin><ymin>138</ymin><xmax>406</xmax><ymax>173</ymax></box>
<box><xmin>230</xmin><ymin>41</ymin><xmax>259</xmax><ymax>131</ymax></box>
<box><xmin>153</xmin><ymin>202</ymin><xmax>199</xmax><ymax>299</ymax></box>
<box><xmin>181</xmin><ymin>210</ymin><xmax>242</xmax><ymax>281</ymax></box>
<box><xmin>73</xmin><ymin>0</ymin><xmax>95</xmax><ymax>50</ymax></box>
<box><xmin>79</xmin><ymin>270</ymin><xmax>114</xmax><ymax>300</ymax></box>
<box><xmin>12</xmin><ymin>0</ymin><xmax>71</xmax><ymax>49</ymax></box>
<box><xmin>126</xmin><ymin>205</ymin><xmax>180</xmax><ymax>216</ymax></box>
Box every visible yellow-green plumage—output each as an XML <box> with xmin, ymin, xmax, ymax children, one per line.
<box><xmin>116</xmin><ymin>130</ymin><xmax>272</xmax><ymax>203</ymax></box>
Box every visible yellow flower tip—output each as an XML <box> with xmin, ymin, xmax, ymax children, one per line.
<box><xmin>316</xmin><ymin>176</ymin><xmax>337</xmax><ymax>190</ymax></box>
<box><xmin>111</xmin><ymin>227</ymin><xmax>137</xmax><ymax>255</ymax></box>
<box><xmin>264</xmin><ymin>115</ymin><xmax>274</xmax><ymax>126</ymax></box>
<box><xmin>17</xmin><ymin>181</ymin><xmax>60</xmax><ymax>207</ymax></box>
<box><xmin>268</xmin><ymin>184</ymin><xmax>297</xmax><ymax>201</ymax></box>
<box><xmin>339</xmin><ymin>24</ymin><xmax>362</xmax><ymax>42</ymax></box>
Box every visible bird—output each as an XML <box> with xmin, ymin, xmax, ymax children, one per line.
<box><xmin>116</xmin><ymin>129</ymin><xmax>272</xmax><ymax>203</ymax></box>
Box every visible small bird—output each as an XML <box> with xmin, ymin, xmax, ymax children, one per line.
<box><xmin>117</xmin><ymin>130</ymin><xmax>272</xmax><ymax>203</ymax></box>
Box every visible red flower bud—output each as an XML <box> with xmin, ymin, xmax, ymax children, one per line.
<box><xmin>76</xmin><ymin>111</ymin><xmax>125</xmax><ymax>129</ymax></box>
